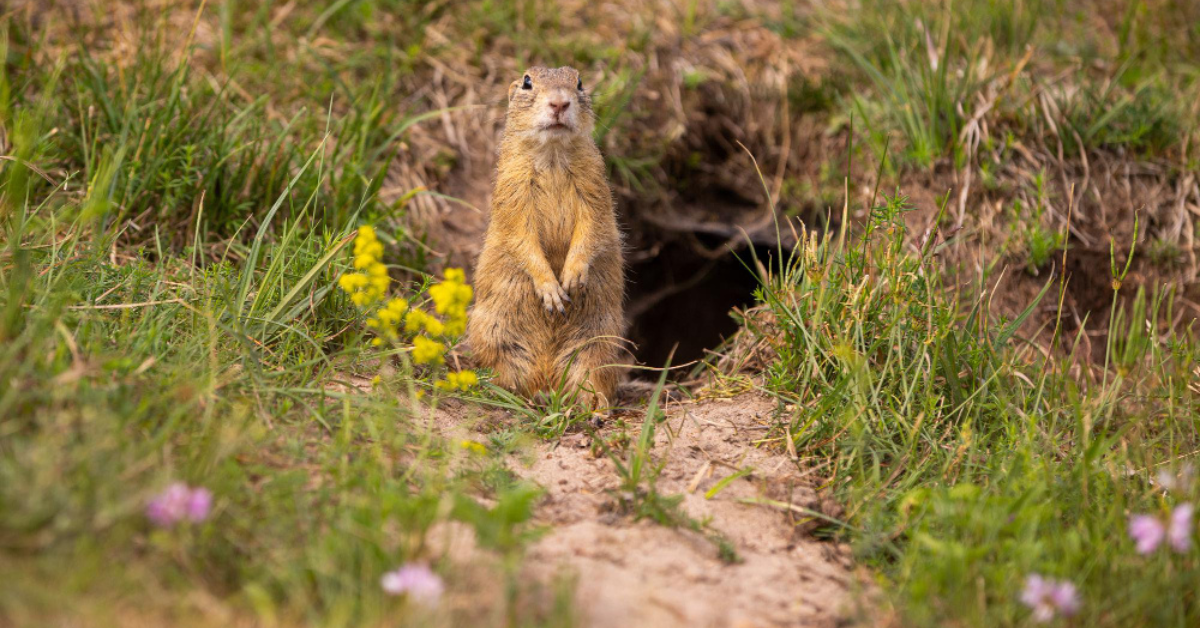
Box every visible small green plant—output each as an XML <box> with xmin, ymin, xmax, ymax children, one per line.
<box><xmin>1023</xmin><ymin>218</ymin><xmax>1065</xmax><ymax>273</ymax></box>
<box><xmin>1005</xmin><ymin>172</ymin><xmax>1065</xmax><ymax>275</ymax></box>
<box><xmin>466</xmin><ymin>370</ymin><xmax>594</xmax><ymax>441</ymax></box>
<box><xmin>1147</xmin><ymin>237</ymin><xmax>1183</xmax><ymax>269</ymax></box>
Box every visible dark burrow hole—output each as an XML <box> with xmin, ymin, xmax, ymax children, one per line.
<box><xmin>625</xmin><ymin>237</ymin><xmax>780</xmax><ymax>377</ymax></box>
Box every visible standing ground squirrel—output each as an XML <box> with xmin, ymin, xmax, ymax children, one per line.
<box><xmin>466</xmin><ymin>66</ymin><xmax>625</xmax><ymax>408</ymax></box>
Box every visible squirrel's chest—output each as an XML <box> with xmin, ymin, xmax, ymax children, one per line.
<box><xmin>532</xmin><ymin>172</ymin><xmax>582</xmax><ymax>260</ymax></box>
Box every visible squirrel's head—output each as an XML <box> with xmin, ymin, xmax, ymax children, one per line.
<box><xmin>505</xmin><ymin>66</ymin><xmax>594</xmax><ymax>142</ymax></box>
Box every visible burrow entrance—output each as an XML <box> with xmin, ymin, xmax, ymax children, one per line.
<box><xmin>623</xmin><ymin>235</ymin><xmax>782</xmax><ymax>377</ymax></box>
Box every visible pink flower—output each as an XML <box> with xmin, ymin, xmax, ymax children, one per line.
<box><xmin>186</xmin><ymin>487</ymin><xmax>213</xmax><ymax>522</ymax></box>
<box><xmin>1129</xmin><ymin>503</ymin><xmax>1193</xmax><ymax>555</ymax></box>
<box><xmin>146</xmin><ymin>483</ymin><xmax>190</xmax><ymax>527</ymax></box>
<box><xmin>381</xmin><ymin>563</ymin><xmax>444</xmax><ymax>607</ymax></box>
<box><xmin>1020</xmin><ymin>574</ymin><xmax>1080</xmax><ymax>623</ymax></box>
<box><xmin>1168</xmin><ymin>503</ymin><xmax>1193</xmax><ymax>553</ymax></box>
<box><xmin>1129</xmin><ymin>514</ymin><xmax>1166</xmax><ymax>554</ymax></box>
<box><xmin>146</xmin><ymin>483</ymin><xmax>212</xmax><ymax>527</ymax></box>
<box><xmin>1046</xmin><ymin>580</ymin><xmax>1080</xmax><ymax>617</ymax></box>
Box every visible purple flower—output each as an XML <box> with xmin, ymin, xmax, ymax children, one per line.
<box><xmin>1168</xmin><ymin>503</ymin><xmax>1193</xmax><ymax>553</ymax></box>
<box><xmin>1129</xmin><ymin>513</ymin><xmax>1166</xmax><ymax>554</ymax></box>
<box><xmin>1020</xmin><ymin>574</ymin><xmax>1080</xmax><ymax>623</ymax></box>
<box><xmin>146</xmin><ymin>483</ymin><xmax>190</xmax><ymax>527</ymax></box>
<box><xmin>146</xmin><ymin>482</ymin><xmax>212</xmax><ymax>527</ymax></box>
<box><xmin>381</xmin><ymin>563</ymin><xmax>444</xmax><ymax>607</ymax></box>
<box><xmin>1129</xmin><ymin>504</ymin><xmax>1194</xmax><ymax>555</ymax></box>
<box><xmin>186</xmin><ymin>487</ymin><xmax>213</xmax><ymax>522</ymax></box>
<box><xmin>1047</xmin><ymin>580</ymin><xmax>1080</xmax><ymax>617</ymax></box>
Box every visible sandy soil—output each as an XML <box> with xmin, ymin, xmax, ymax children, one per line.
<box><xmin>432</xmin><ymin>391</ymin><xmax>862</xmax><ymax>628</ymax></box>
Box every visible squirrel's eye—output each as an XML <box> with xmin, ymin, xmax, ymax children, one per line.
<box><xmin>577</xmin><ymin>78</ymin><xmax>583</xmax><ymax>91</ymax></box>
<box><xmin>521</xmin><ymin>75</ymin><xmax>532</xmax><ymax>90</ymax></box>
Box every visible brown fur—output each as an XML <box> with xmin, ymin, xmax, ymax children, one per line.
<box><xmin>466</xmin><ymin>66</ymin><xmax>625</xmax><ymax>408</ymax></box>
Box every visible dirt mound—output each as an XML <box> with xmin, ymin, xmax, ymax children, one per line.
<box><xmin>508</xmin><ymin>393</ymin><xmax>860</xmax><ymax>628</ymax></box>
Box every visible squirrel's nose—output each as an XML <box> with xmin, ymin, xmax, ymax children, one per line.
<box><xmin>548</xmin><ymin>100</ymin><xmax>570</xmax><ymax>115</ymax></box>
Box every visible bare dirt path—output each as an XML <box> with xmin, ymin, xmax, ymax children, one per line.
<box><xmin>432</xmin><ymin>392</ymin><xmax>862</xmax><ymax>628</ymax></box>
<box><xmin>521</xmin><ymin>393</ymin><xmax>857</xmax><ymax>628</ymax></box>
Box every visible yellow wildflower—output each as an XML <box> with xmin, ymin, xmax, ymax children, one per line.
<box><xmin>338</xmin><ymin>273</ymin><xmax>366</xmax><ymax>291</ymax></box>
<box><xmin>428</xmin><ymin>267</ymin><xmax>473</xmax><ymax>338</ymax></box>
<box><xmin>340</xmin><ymin>243</ymin><xmax>477</xmax><ymax>371</ymax></box>
<box><xmin>367</xmin><ymin>297</ymin><xmax>409</xmax><ymax>344</ymax></box>
<box><xmin>376</xmin><ymin>298</ymin><xmax>408</xmax><ymax>326</ymax></box>
<box><xmin>422</xmin><ymin>316</ymin><xmax>445</xmax><ymax>336</ymax></box>
<box><xmin>403</xmin><ymin>308</ymin><xmax>446</xmax><ymax>336</ymax></box>
<box><xmin>430</xmin><ymin>275</ymin><xmax>472</xmax><ymax>313</ymax></box>
<box><xmin>436</xmin><ymin>369</ymin><xmax>479</xmax><ymax>391</ymax></box>
<box><xmin>412</xmin><ymin>336</ymin><xmax>446</xmax><ymax>365</ymax></box>
<box><xmin>353</xmin><ymin>226</ymin><xmax>383</xmax><ymax>261</ymax></box>
<box><xmin>458</xmin><ymin>439</ymin><xmax>487</xmax><ymax>455</ymax></box>
<box><xmin>443</xmin><ymin>317</ymin><xmax>466</xmax><ymax>338</ymax></box>
<box><xmin>339</xmin><ymin>225</ymin><xmax>389</xmax><ymax>307</ymax></box>
<box><xmin>405</xmin><ymin>309</ymin><xmax>429</xmax><ymax>334</ymax></box>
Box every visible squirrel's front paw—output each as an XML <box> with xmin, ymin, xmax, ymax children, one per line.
<box><xmin>536</xmin><ymin>279</ymin><xmax>569</xmax><ymax>313</ymax></box>
<box><xmin>560</xmin><ymin>263</ymin><xmax>589</xmax><ymax>293</ymax></box>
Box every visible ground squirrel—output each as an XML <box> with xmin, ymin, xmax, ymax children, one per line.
<box><xmin>467</xmin><ymin>66</ymin><xmax>625</xmax><ymax>408</ymax></box>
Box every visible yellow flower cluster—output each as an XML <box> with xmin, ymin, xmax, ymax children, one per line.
<box><xmin>412</xmin><ymin>335</ymin><xmax>445</xmax><ymax>365</ymax></box>
<box><xmin>436</xmin><ymin>370</ymin><xmax>478</xmax><ymax>391</ymax></box>
<box><xmin>366</xmin><ymin>297</ymin><xmax>409</xmax><ymax>345</ymax></box>
<box><xmin>339</xmin><ymin>228</ymin><xmax>480</xmax><ymax>391</ymax></box>
<box><xmin>404</xmin><ymin>308</ymin><xmax>444</xmax><ymax>336</ymax></box>
<box><xmin>458</xmin><ymin>439</ymin><xmax>487</xmax><ymax>455</ymax></box>
<box><xmin>405</xmin><ymin>268</ymin><xmax>473</xmax><ymax>365</ymax></box>
<box><xmin>337</xmin><ymin>226</ymin><xmax>389</xmax><ymax>306</ymax></box>
<box><xmin>429</xmin><ymin>268</ymin><xmax>473</xmax><ymax>337</ymax></box>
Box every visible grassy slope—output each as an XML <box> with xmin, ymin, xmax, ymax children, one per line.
<box><xmin>1</xmin><ymin>0</ymin><xmax>1198</xmax><ymax>626</ymax></box>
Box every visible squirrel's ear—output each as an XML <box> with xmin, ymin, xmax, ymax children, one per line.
<box><xmin>507</xmin><ymin>81</ymin><xmax>518</xmax><ymax>101</ymax></box>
